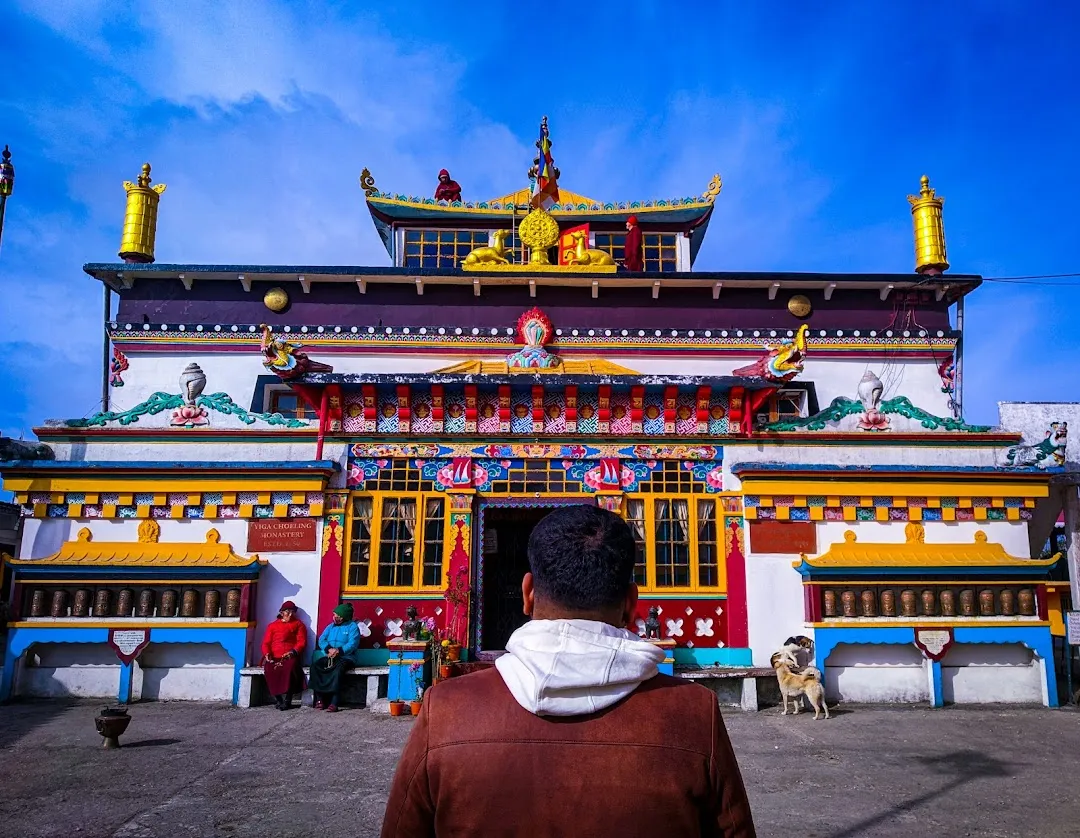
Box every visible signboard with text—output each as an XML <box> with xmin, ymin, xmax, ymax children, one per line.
<box><xmin>247</xmin><ymin>518</ymin><xmax>318</xmax><ymax>553</ymax></box>
<box><xmin>108</xmin><ymin>629</ymin><xmax>151</xmax><ymax>665</ymax></box>
<box><xmin>1066</xmin><ymin>611</ymin><xmax>1080</xmax><ymax>647</ymax></box>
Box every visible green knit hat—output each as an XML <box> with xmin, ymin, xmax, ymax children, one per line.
<box><xmin>333</xmin><ymin>603</ymin><xmax>354</xmax><ymax>621</ymax></box>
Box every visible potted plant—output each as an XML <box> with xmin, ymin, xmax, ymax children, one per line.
<box><xmin>389</xmin><ymin>699</ymin><xmax>407</xmax><ymax>716</ymax></box>
<box><xmin>410</xmin><ymin>685</ymin><xmax>424</xmax><ymax>716</ymax></box>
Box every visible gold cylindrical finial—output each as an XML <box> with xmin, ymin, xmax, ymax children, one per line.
<box><xmin>119</xmin><ymin>163</ymin><xmax>167</xmax><ymax>263</ymax></box>
<box><xmin>907</xmin><ymin>174</ymin><xmax>948</xmax><ymax>274</ymax></box>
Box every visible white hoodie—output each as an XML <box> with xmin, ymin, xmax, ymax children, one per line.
<box><xmin>495</xmin><ymin>619</ymin><xmax>666</xmax><ymax>717</ymax></box>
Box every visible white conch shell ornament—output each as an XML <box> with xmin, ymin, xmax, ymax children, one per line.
<box><xmin>179</xmin><ymin>363</ymin><xmax>207</xmax><ymax>405</ymax></box>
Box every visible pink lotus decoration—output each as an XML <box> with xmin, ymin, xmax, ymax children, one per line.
<box><xmin>858</xmin><ymin>409</ymin><xmax>891</xmax><ymax>432</ymax></box>
<box><xmin>170</xmin><ymin>404</ymin><xmax>209</xmax><ymax>427</ymax></box>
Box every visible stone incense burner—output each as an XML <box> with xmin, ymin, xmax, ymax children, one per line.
<box><xmin>95</xmin><ymin>706</ymin><xmax>132</xmax><ymax>749</ymax></box>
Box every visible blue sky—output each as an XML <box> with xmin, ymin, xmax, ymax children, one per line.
<box><xmin>1</xmin><ymin>0</ymin><xmax>1077</xmax><ymax>438</ymax></box>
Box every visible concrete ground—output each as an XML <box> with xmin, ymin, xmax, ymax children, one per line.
<box><xmin>0</xmin><ymin>699</ymin><xmax>1077</xmax><ymax>838</ymax></box>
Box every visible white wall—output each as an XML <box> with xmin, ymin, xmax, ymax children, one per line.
<box><xmin>17</xmin><ymin>643</ymin><xmax>120</xmax><ymax>699</ymax></box>
<box><xmin>940</xmin><ymin>643</ymin><xmax>1044</xmax><ymax>704</ymax></box>
<box><xmin>746</xmin><ymin>553</ymin><xmax>809</xmax><ymax>666</ymax></box>
<box><xmin>824</xmin><ymin>643</ymin><xmax>930</xmax><ymax>703</ymax></box>
<box><xmin>139</xmin><ymin>642</ymin><xmax>235</xmax><ymax>701</ymax></box>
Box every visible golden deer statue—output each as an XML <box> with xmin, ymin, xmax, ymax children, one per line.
<box><xmin>463</xmin><ymin>229</ymin><xmax>512</xmax><ymax>266</ymax></box>
<box><xmin>563</xmin><ymin>230</ymin><xmax>616</xmax><ymax>267</ymax></box>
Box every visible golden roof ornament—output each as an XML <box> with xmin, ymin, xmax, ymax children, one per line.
<box><xmin>119</xmin><ymin>163</ymin><xmax>166</xmax><ymax>264</ymax></box>
<box><xmin>359</xmin><ymin>168</ymin><xmax>377</xmax><ymax>197</ymax></box>
<box><xmin>701</xmin><ymin>173</ymin><xmax>722</xmax><ymax>202</ymax></box>
<box><xmin>907</xmin><ymin>174</ymin><xmax>949</xmax><ymax>275</ymax></box>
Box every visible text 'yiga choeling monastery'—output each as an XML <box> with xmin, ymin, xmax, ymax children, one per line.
<box><xmin>1</xmin><ymin>118</ymin><xmax>1076</xmax><ymax>710</ymax></box>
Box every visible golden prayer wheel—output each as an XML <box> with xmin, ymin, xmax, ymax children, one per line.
<box><xmin>94</xmin><ymin>589</ymin><xmax>113</xmax><ymax>617</ymax></box>
<box><xmin>181</xmin><ymin>590</ymin><xmax>200</xmax><ymax>617</ymax></box>
<box><xmin>907</xmin><ymin>175</ymin><xmax>949</xmax><ymax>274</ymax></box>
<box><xmin>203</xmin><ymin>589</ymin><xmax>221</xmax><ymax>618</ymax></box>
<box><xmin>50</xmin><ymin>590</ymin><xmax>68</xmax><ymax>618</ymax></box>
<box><xmin>160</xmin><ymin>589</ymin><xmax>179</xmax><ymax>618</ymax></box>
<box><xmin>822</xmin><ymin>589</ymin><xmax>837</xmax><ymax>617</ymax></box>
<box><xmin>118</xmin><ymin>163</ymin><xmax>167</xmax><ymax>263</ymax></box>
<box><xmin>73</xmin><ymin>589</ymin><xmax>92</xmax><ymax>618</ymax></box>
<box><xmin>116</xmin><ymin>588</ymin><xmax>134</xmax><ymax>617</ymax></box>
<box><xmin>225</xmin><ymin>588</ymin><xmax>242</xmax><ymax>618</ymax></box>
<box><xmin>137</xmin><ymin>589</ymin><xmax>156</xmax><ymax>618</ymax></box>
<box><xmin>30</xmin><ymin>589</ymin><xmax>47</xmax><ymax>617</ymax></box>
<box><xmin>879</xmin><ymin>589</ymin><xmax>896</xmax><ymax>617</ymax></box>
<box><xmin>1017</xmin><ymin>589</ymin><xmax>1035</xmax><ymax>616</ymax></box>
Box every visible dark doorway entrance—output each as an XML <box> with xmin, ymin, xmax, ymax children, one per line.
<box><xmin>480</xmin><ymin>506</ymin><xmax>551</xmax><ymax>650</ymax></box>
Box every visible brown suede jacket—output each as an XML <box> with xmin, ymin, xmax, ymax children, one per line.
<box><xmin>381</xmin><ymin>668</ymin><xmax>756</xmax><ymax>837</ymax></box>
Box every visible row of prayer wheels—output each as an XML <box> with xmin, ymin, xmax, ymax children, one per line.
<box><xmin>27</xmin><ymin>587</ymin><xmax>243</xmax><ymax>619</ymax></box>
<box><xmin>822</xmin><ymin>586</ymin><xmax>1037</xmax><ymax>619</ymax></box>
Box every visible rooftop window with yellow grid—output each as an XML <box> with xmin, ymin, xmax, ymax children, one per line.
<box><xmin>593</xmin><ymin>232</ymin><xmax>679</xmax><ymax>272</ymax></box>
<box><xmin>403</xmin><ymin>229</ymin><xmax>492</xmax><ymax>269</ymax></box>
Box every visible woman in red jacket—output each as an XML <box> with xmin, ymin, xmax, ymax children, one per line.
<box><xmin>261</xmin><ymin>600</ymin><xmax>307</xmax><ymax>710</ymax></box>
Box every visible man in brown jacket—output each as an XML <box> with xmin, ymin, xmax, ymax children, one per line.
<box><xmin>381</xmin><ymin>505</ymin><xmax>756</xmax><ymax>837</ymax></box>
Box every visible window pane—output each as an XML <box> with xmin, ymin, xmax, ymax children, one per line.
<box><xmin>348</xmin><ymin>496</ymin><xmax>374</xmax><ymax>587</ymax></box>
<box><xmin>377</xmin><ymin>497</ymin><xmax>416</xmax><ymax>587</ymax></box>
<box><xmin>422</xmin><ymin>498</ymin><xmax>445</xmax><ymax>587</ymax></box>
<box><xmin>698</xmin><ymin>500</ymin><xmax>718</xmax><ymax>588</ymax></box>
<box><xmin>626</xmin><ymin>498</ymin><xmax>647</xmax><ymax>586</ymax></box>
<box><xmin>654</xmin><ymin>498</ymin><xmax>691</xmax><ymax>588</ymax></box>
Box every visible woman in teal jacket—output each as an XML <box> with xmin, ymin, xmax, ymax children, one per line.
<box><xmin>309</xmin><ymin>602</ymin><xmax>361</xmax><ymax>712</ymax></box>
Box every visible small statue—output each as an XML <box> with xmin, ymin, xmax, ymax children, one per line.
<box><xmin>401</xmin><ymin>605</ymin><xmax>422</xmax><ymax>641</ymax></box>
<box><xmin>563</xmin><ymin>230</ymin><xmax>616</xmax><ymax>267</ymax></box>
<box><xmin>463</xmin><ymin>229</ymin><xmax>511</xmax><ymax>266</ymax></box>
<box><xmin>644</xmin><ymin>606</ymin><xmax>662</xmax><ymax>640</ymax></box>
<box><xmin>732</xmin><ymin>323</ymin><xmax>809</xmax><ymax>383</ymax></box>
<box><xmin>435</xmin><ymin>169</ymin><xmax>462</xmax><ymax>203</ymax></box>
<box><xmin>260</xmin><ymin>324</ymin><xmax>334</xmax><ymax>380</ymax></box>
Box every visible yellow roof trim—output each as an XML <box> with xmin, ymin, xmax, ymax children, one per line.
<box><xmin>4</xmin><ymin>527</ymin><xmax>264</xmax><ymax>568</ymax></box>
<box><xmin>795</xmin><ymin>524</ymin><xmax>1060</xmax><ymax>569</ymax></box>
<box><xmin>740</xmin><ymin>477</ymin><xmax>1049</xmax><ymax>499</ymax></box>
<box><xmin>433</xmin><ymin>358</ymin><xmax>642</xmax><ymax>376</ymax></box>
<box><xmin>486</xmin><ymin>186</ymin><xmax>601</xmax><ymax>207</ymax></box>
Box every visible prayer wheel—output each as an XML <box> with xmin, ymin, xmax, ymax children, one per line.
<box><xmin>822</xmin><ymin>590</ymin><xmax>837</xmax><ymax>617</ymax></box>
<box><xmin>920</xmin><ymin>590</ymin><xmax>937</xmax><ymax>617</ymax></box>
<box><xmin>979</xmin><ymin>589</ymin><xmax>996</xmax><ymax>616</ymax></box>
<box><xmin>94</xmin><ymin>589</ymin><xmax>113</xmax><ymax>617</ymax></box>
<box><xmin>879</xmin><ymin>589</ymin><xmax>896</xmax><ymax>617</ymax></box>
<box><xmin>959</xmin><ymin>589</ymin><xmax>976</xmax><ymax>616</ymax></box>
<box><xmin>30</xmin><ymin>589</ymin><xmax>47</xmax><ymax>617</ymax></box>
<box><xmin>160</xmin><ymin>589</ymin><xmax>179</xmax><ymax>618</ymax></box>
<box><xmin>116</xmin><ymin>588</ymin><xmax>134</xmax><ymax>617</ymax></box>
<box><xmin>900</xmin><ymin>590</ymin><xmax>917</xmax><ymax>617</ymax></box>
<box><xmin>860</xmin><ymin>590</ymin><xmax>877</xmax><ymax>618</ymax></box>
<box><xmin>73</xmin><ymin>589</ymin><xmax>92</xmax><ymax>618</ymax></box>
<box><xmin>203</xmin><ymin>589</ymin><xmax>221</xmax><ymax>618</ymax></box>
<box><xmin>841</xmin><ymin>590</ymin><xmax>857</xmax><ymax>617</ymax></box>
<box><xmin>998</xmin><ymin>589</ymin><xmax>1015</xmax><ymax>617</ymax></box>
<box><xmin>939</xmin><ymin>589</ymin><xmax>956</xmax><ymax>617</ymax></box>
<box><xmin>181</xmin><ymin>590</ymin><xmax>199</xmax><ymax>617</ymax></box>
<box><xmin>1017</xmin><ymin>588</ymin><xmax>1036</xmax><ymax>616</ymax></box>
<box><xmin>50</xmin><ymin>590</ymin><xmax>69</xmax><ymax>618</ymax></box>
<box><xmin>137</xmin><ymin>589</ymin><xmax>155</xmax><ymax>618</ymax></box>
<box><xmin>225</xmin><ymin>588</ymin><xmax>242</xmax><ymax>618</ymax></box>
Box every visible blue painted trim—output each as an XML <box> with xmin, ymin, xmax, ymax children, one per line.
<box><xmin>1</xmin><ymin>625</ymin><xmax>250</xmax><ymax>705</ymax></box>
<box><xmin>793</xmin><ymin>563</ymin><xmax>1057</xmax><ymax>579</ymax></box>
<box><xmin>118</xmin><ymin>661</ymin><xmax>134</xmax><ymax>704</ymax></box>
<box><xmin>731</xmin><ymin>462</ymin><xmax>1049</xmax><ymax>476</ymax></box>
<box><xmin>814</xmin><ymin>624</ymin><xmax>1059</xmax><ymax>708</ymax></box>
<box><xmin>674</xmin><ymin>648</ymin><xmax>753</xmax><ymax>666</ymax></box>
<box><xmin>12</xmin><ymin>567</ymin><xmax>262</xmax><ymax>580</ymax></box>
<box><xmin>929</xmin><ymin>660</ymin><xmax>943</xmax><ymax>708</ymax></box>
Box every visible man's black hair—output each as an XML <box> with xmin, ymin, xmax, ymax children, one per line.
<box><xmin>527</xmin><ymin>505</ymin><xmax>636</xmax><ymax>611</ymax></box>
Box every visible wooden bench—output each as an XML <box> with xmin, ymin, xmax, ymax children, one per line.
<box><xmin>676</xmin><ymin>666</ymin><xmax>777</xmax><ymax>711</ymax></box>
<box><xmin>238</xmin><ymin>665</ymin><xmax>389</xmax><ymax>708</ymax></box>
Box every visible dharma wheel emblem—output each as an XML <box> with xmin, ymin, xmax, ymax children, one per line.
<box><xmin>517</xmin><ymin>208</ymin><xmax>560</xmax><ymax>265</ymax></box>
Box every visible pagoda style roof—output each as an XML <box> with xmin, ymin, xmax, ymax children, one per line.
<box><xmin>4</xmin><ymin>525</ymin><xmax>265</xmax><ymax>572</ymax></box>
<box><xmin>434</xmin><ymin>358</ymin><xmax>642</xmax><ymax>376</ymax></box>
<box><xmin>792</xmin><ymin>525</ymin><xmax>1060</xmax><ymax>578</ymax></box>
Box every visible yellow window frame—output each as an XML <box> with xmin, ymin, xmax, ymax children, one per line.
<box><xmin>343</xmin><ymin>491</ymin><xmax>448</xmax><ymax>593</ymax></box>
<box><xmin>625</xmin><ymin>494</ymin><xmax>729</xmax><ymax>594</ymax></box>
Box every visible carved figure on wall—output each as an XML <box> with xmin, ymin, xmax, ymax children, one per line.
<box><xmin>401</xmin><ymin>605</ymin><xmax>423</xmax><ymax>641</ymax></box>
<box><xmin>563</xmin><ymin>230</ymin><xmax>616</xmax><ymax>267</ymax></box>
<box><xmin>937</xmin><ymin>356</ymin><xmax>956</xmax><ymax>395</ymax></box>
<box><xmin>110</xmin><ymin>346</ymin><xmax>129</xmax><ymax>387</ymax></box>
<box><xmin>172</xmin><ymin>363</ymin><xmax>210</xmax><ymax>427</ymax></box>
<box><xmin>260</xmin><ymin>324</ymin><xmax>334</xmax><ymax>380</ymax></box>
<box><xmin>622</xmin><ymin>215</ymin><xmax>644</xmax><ymax>271</ymax></box>
<box><xmin>643</xmin><ymin>606</ymin><xmax>662</xmax><ymax>639</ymax></box>
<box><xmin>463</xmin><ymin>229</ymin><xmax>512</xmax><ymax>266</ymax></box>
<box><xmin>733</xmin><ymin>323</ymin><xmax>809</xmax><ymax>382</ymax></box>
<box><xmin>856</xmin><ymin>370</ymin><xmax>890</xmax><ymax>432</ymax></box>
<box><xmin>1005</xmin><ymin>421</ymin><xmax>1068</xmax><ymax>469</ymax></box>
<box><xmin>506</xmin><ymin>307</ymin><xmax>562</xmax><ymax>369</ymax></box>
<box><xmin>435</xmin><ymin>169</ymin><xmax>462</xmax><ymax>203</ymax></box>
